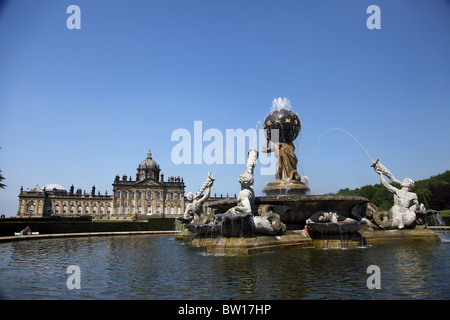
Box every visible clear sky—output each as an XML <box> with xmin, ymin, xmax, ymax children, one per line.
<box><xmin>0</xmin><ymin>0</ymin><xmax>449</xmax><ymax>217</ymax></box>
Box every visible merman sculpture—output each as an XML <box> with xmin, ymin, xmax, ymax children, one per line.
<box><xmin>182</xmin><ymin>172</ymin><xmax>215</xmax><ymax>224</ymax></box>
<box><xmin>226</xmin><ymin>148</ymin><xmax>258</xmax><ymax>214</ymax></box>
<box><xmin>371</xmin><ymin>158</ymin><xmax>419</xmax><ymax>229</ymax></box>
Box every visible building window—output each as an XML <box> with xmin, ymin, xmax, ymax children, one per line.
<box><xmin>170</xmin><ymin>206</ymin><xmax>174</xmax><ymax>215</ymax></box>
<box><xmin>156</xmin><ymin>205</ymin><xmax>160</xmax><ymax>214</ymax></box>
<box><xmin>107</xmin><ymin>206</ymin><xmax>111</xmax><ymax>214</ymax></box>
<box><xmin>147</xmin><ymin>206</ymin><xmax>152</xmax><ymax>215</ymax></box>
<box><xmin>157</xmin><ymin>192</ymin><xmax>160</xmax><ymax>200</ymax></box>
<box><xmin>138</xmin><ymin>191</ymin><xmax>142</xmax><ymax>200</ymax></box>
<box><xmin>70</xmin><ymin>205</ymin><xmax>74</xmax><ymax>214</ymax></box>
<box><xmin>171</xmin><ymin>192</ymin><xmax>174</xmax><ymax>200</ymax></box>
<box><xmin>93</xmin><ymin>206</ymin><xmax>97</xmax><ymax>214</ymax></box>
<box><xmin>177</xmin><ymin>206</ymin><xmax>181</xmax><ymax>214</ymax></box>
<box><xmin>100</xmin><ymin>206</ymin><xmax>104</xmax><ymax>214</ymax></box>
<box><xmin>117</xmin><ymin>191</ymin><xmax>121</xmax><ymax>200</ymax></box>
<box><xmin>164</xmin><ymin>206</ymin><xmax>167</xmax><ymax>215</ymax></box>
<box><xmin>55</xmin><ymin>205</ymin><xmax>60</xmax><ymax>214</ymax></box>
<box><xmin>78</xmin><ymin>206</ymin><xmax>82</xmax><ymax>214</ymax></box>
<box><xmin>63</xmin><ymin>205</ymin><xmax>67</xmax><ymax>214</ymax></box>
<box><xmin>131</xmin><ymin>192</ymin><xmax>135</xmax><ymax>200</ymax></box>
<box><xmin>124</xmin><ymin>205</ymin><xmax>128</xmax><ymax>214</ymax></box>
<box><xmin>131</xmin><ymin>206</ymin><xmax>135</xmax><ymax>214</ymax></box>
<box><xmin>124</xmin><ymin>192</ymin><xmax>128</xmax><ymax>200</ymax></box>
<box><xmin>116</xmin><ymin>207</ymin><xmax>120</xmax><ymax>215</ymax></box>
<box><xmin>85</xmin><ymin>206</ymin><xmax>89</xmax><ymax>214</ymax></box>
<box><xmin>138</xmin><ymin>206</ymin><xmax>142</xmax><ymax>214</ymax></box>
<box><xmin>147</xmin><ymin>191</ymin><xmax>152</xmax><ymax>200</ymax></box>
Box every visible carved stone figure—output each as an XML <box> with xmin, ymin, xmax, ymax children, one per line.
<box><xmin>262</xmin><ymin>140</ymin><xmax>301</xmax><ymax>182</ymax></box>
<box><xmin>226</xmin><ymin>148</ymin><xmax>258</xmax><ymax>214</ymax></box>
<box><xmin>183</xmin><ymin>172</ymin><xmax>215</xmax><ymax>224</ymax></box>
<box><xmin>371</xmin><ymin>158</ymin><xmax>419</xmax><ymax>229</ymax></box>
<box><xmin>253</xmin><ymin>205</ymin><xmax>286</xmax><ymax>235</ymax></box>
<box><xmin>307</xmin><ymin>211</ymin><xmax>340</xmax><ymax>224</ymax></box>
<box><xmin>261</xmin><ymin>98</ymin><xmax>309</xmax><ymax>195</ymax></box>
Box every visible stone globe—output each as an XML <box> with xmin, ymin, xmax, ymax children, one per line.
<box><xmin>263</xmin><ymin>108</ymin><xmax>301</xmax><ymax>143</ymax></box>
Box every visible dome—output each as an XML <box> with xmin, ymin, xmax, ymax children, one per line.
<box><xmin>43</xmin><ymin>183</ymin><xmax>65</xmax><ymax>191</ymax></box>
<box><xmin>139</xmin><ymin>149</ymin><xmax>160</xmax><ymax>169</ymax></box>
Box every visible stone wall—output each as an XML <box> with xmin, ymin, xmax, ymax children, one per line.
<box><xmin>0</xmin><ymin>217</ymin><xmax>176</xmax><ymax>237</ymax></box>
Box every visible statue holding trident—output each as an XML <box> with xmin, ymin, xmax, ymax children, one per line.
<box><xmin>182</xmin><ymin>172</ymin><xmax>215</xmax><ymax>224</ymax></box>
<box><xmin>371</xmin><ymin>158</ymin><xmax>419</xmax><ymax>229</ymax></box>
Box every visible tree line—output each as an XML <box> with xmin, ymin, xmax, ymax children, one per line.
<box><xmin>335</xmin><ymin>170</ymin><xmax>450</xmax><ymax>211</ymax></box>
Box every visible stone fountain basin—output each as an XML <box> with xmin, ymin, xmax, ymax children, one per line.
<box><xmin>185</xmin><ymin>223</ymin><xmax>219</xmax><ymax>235</ymax></box>
<box><xmin>208</xmin><ymin>195</ymin><xmax>369</xmax><ymax>225</ymax></box>
<box><xmin>306</xmin><ymin>221</ymin><xmax>366</xmax><ymax>234</ymax></box>
<box><xmin>185</xmin><ymin>213</ymin><xmax>256</xmax><ymax>237</ymax></box>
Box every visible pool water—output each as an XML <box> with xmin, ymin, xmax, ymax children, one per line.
<box><xmin>0</xmin><ymin>234</ymin><xmax>449</xmax><ymax>299</ymax></box>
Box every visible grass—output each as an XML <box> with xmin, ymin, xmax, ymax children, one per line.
<box><xmin>439</xmin><ymin>209</ymin><xmax>450</xmax><ymax>217</ymax></box>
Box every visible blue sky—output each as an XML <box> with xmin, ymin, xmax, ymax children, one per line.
<box><xmin>0</xmin><ymin>0</ymin><xmax>449</xmax><ymax>216</ymax></box>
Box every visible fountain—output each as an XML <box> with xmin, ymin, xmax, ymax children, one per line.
<box><xmin>208</xmin><ymin>98</ymin><xmax>368</xmax><ymax>228</ymax></box>
<box><xmin>175</xmin><ymin>98</ymin><xmax>441</xmax><ymax>254</ymax></box>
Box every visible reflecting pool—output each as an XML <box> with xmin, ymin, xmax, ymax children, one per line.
<box><xmin>0</xmin><ymin>234</ymin><xmax>449</xmax><ymax>299</ymax></box>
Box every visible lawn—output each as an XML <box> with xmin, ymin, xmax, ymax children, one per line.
<box><xmin>439</xmin><ymin>209</ymin><xmax>450</xmax><ymax>217</ymax></box>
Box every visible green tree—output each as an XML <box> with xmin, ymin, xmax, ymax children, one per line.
<box><xmin>415</xmin><ymin>187</ymin><xmax>432</xmax><ymax>208</ymax></box>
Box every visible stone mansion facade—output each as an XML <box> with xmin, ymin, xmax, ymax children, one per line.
<box><xmin>17</xmin><ymin>150</ymin><xmax>186</xmax><ymax>220</ymax></box>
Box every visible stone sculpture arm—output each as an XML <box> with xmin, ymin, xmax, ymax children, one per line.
<box><xmin>198</xmin><ymin>186</ymin><xmax>211</xmax><ymax>204</ymax></box>
<box><xmin>183</xmin><ymin>203</ymin><xmax>194</xmax><ymax>219</ymax></box>
<box><xmin>378</xmin><ymin>172</ymin><xmax>398</xmax><ymax>194</ymax></box>
<box><xmin>246</xmin><ymin>148</ymin><xmax>258</xmax><ymax>175</ymax></box>
<box><xmin>410</xmin><ymin>196</ymin><xmax>419</xmax><ymax>211</ymax></box>
<box><xmin>372</xmin><ymin>158</ymin><xmax>401</xmax><ymax>184</ymax></box>
<box><xmin>195</xmin><ymin>172</ymin><xmax>214</xmax><ymax>199</ymax></box>
<box><xmin>262</xmin><ymin>137</ymin><xmax>275</xmax><ymax>154</ymax></box>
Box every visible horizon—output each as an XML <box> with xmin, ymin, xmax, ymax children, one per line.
<box><xmin>1</xmin><ymin>0</ymin><xmax>449</xmax><ymax>217</ymax></box>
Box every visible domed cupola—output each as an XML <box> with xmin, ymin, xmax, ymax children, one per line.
<box><xmin>137</xmin><ymin>149</ymin><xmax>161</xmax><ymax>181</ymax></box>
<box><xmin>43</xmin><ymin>183</ymin><xmax>65</xmax><ymax>192</ymax></box>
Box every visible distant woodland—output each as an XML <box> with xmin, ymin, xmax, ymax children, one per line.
<box><xmin>335</xmin><ymin>170</ymin><xmax>450</xmax><ymax>211</ymax></box>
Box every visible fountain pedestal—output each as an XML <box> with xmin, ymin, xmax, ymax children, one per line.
<box><xmin>191</xmin><ymin>230</ymin><xmax>311</xmax><ymax>255</ymax></box>
<box><xmin>262</xmin><ymin>180</ymin><xmax>310</xmax><ymax>196</ymax></box>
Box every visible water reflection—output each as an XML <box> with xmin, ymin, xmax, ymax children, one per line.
<box><xmin>0</xmin><ymin>234</ymin><xmax>449</xmax><ymax>299</ymax></box>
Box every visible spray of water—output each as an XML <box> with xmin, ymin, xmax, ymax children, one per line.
<box><xmin>318</xmin><ymin>128</ymin><xmax>374</xmax><ymax>163</ymax></box>
<box><xmin>271</xmin><ymin>97</ymin><xmax>292</xmax><ymax>111</ymax></box>
<box><xmin>431</xmin><ymin>212</ymin><xmax>450</xmax><ymax>242</ymax></box>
